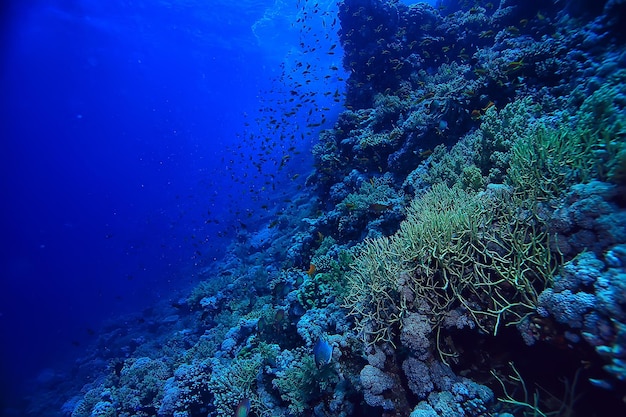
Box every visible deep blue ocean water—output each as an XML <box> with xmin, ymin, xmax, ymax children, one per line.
<box><xmin>3</xmin><ymin>0</ymin><xmax>432</xmax><ymax>407</ymax></box>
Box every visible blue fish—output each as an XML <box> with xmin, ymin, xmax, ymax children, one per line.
<box><xmin>235</xmin><ymin>398</ymin><xmax>250</xmax><ymax>417</ymax></box>
<box><xmin>589</xmin><ymin>378</ymin><xmax>613</xmax><ymax>390</ymax></box>
<box><xmin>313</xmin><ymin>338</ymin><xmax>333</xmax><ymax>367</ymax></box>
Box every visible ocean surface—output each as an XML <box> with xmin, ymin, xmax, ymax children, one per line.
<box><xmin>1</xmin><ymin>1</ymin><xmax>624</xmax><ymax>416</ymax></box>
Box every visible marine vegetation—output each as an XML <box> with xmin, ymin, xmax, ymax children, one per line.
<box><xmin>28</xmin><ymin>1</ymin><xmax>626</xmax><ymax>417</ymax></box>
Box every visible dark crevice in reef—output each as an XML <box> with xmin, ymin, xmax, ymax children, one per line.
<box><xmin>448</xmin><ymin>325</ymin><xmax>626</xmax><ymax>416</ymax></box>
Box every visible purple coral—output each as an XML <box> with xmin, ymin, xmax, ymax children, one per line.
<box><xmin>359</xmin><ymin>365</ymin><xmax>395</xmax><ymax>410</ymax></box>
<box><xmin>537</xmin><ymin>288</ymin><xmax>596</xmax><ymax>328</ymax></box>
<box><xmin>400</xmin><ymin>313</ymin><xmax>432</xmax><ymax>359</ymax></box>
<box><xmin>402</xmin><ymin>357</ymin><xmax>434</xmax><ymax>399</ymax></box>
<box><xmin>536</xmin><ymin>246</ymin><xmax>626</xmax><ymax>386</ymax></box>
<box><xmin>551</xmin><ymin>181</ymin><xmax>626</xmax><ymax>256</ymax></box>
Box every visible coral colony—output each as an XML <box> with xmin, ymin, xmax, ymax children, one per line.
<box><xmin>31</xmin><ymin>1</ymin><xmax>626</xmax><ymax>416</ymax></box>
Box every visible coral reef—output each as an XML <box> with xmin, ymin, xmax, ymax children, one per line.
<box><xmin>31</xmin><ymin>1</ymin><xmax>626</xmax><ymax>417</ymax></box>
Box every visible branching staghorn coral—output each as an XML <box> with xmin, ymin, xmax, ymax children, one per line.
<box><xmin>344</xmin><ymin>235</ymin><xmax>405</xmax><ymax>346</ymax></box>
<box><xmin>507</xmin><ymin>125</ymin><xmax>605</xmax><ymax>202</ymax></box>
<box><xmin>507</xmin><ymin>80</ymin><xmax>626</xmax><ymax>201</ymax></box>
<box><xmin>338</xmin><ymin>174</ymin><xmax>404</xmax><ymax>215</ymax></box>
<box><xmin>359</xmin><ymin>87</ymin><xmax>625</xmax><ymax>353</ymax></box>
<box><xmin>345</xmin><ymin>183</ymin><xmax>556</xmax><ymax>352</ymax></box>
<box><xmin>272</xmin><ymin>347</ymin><xmax>339</xmax><ymax>415</ymax></box>
<box><xmin>209</xmin><ymin>353</ymin><xmax>269</xmax><ymax>417</ymax></box>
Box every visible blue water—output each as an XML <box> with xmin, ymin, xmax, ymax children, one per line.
<box><xmin>0</xmin><ymin>0</ymin><xmax>385</xmax><ymax>404</ymax></box>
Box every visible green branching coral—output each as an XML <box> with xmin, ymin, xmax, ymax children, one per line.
<box><xmin>209</xmin><ymin>353</ymin><xmax>267</xmax><ymax>417</ymax></box>
<box><xmin>338</xmin><ymin>175</ymin><xmax>404</xmax><ymax>216</ymax></box>
<box><xmin>416</xmin><ymin>62</ymin><xmax>477</xmax><ymax>101</ymax></box>
<box><xmin>70</xmin><ymin>386</ymin><xmax>107</xmax><ymax>417</ymax></box>
<box><xmin>272</xmin><ymin>348</ymin><xmax>339</xmax><ymax>415</ymax></box>
<box><xmin>187</xmin><ymin>273</ymin><xmax>229</xmax><ymax>307</ymax></box>
<box><xmin>507</xmin><ymin>87</ymin><xmax>626</xmax><ymax>201</ymax></box>
<box><xmin>116</xmin><ymin>357</ymin><xmax>171</xmax><ymax>411</ymax></box>
<box><xmin>407</xmin><ymin>98</ymin><xmax>542</xmax><ymax>191</ymax></box>
<box><xmin>297</xmin><ymin>255</ymin><xmax>347</xmax><ymax>310</ymax></box>
<box><xmin>409</xmin><ymin>83</ymin><xmax>625</xmax><ymax>195</ymax></box>
<box><xmin>371</xmin><ymin>93</ymin><xmax>406</xmax><ymax>129</ymax></box>
<box><xmin>182</xmin><ymin>334</ymin><xmax>220</xmax><ymax>363</ymax></box>
<box><xmin>573</xmin><ymin>82</ymin><xmax>626</xmax><ymax>184</ymax></box>
<box><xmin>344</xmin><ymin>235</ymin><xmax>404</xmax><ymax>346</ymax></box>
<box><xmin>473</xmin><ymin>98</ymin><xmax>542</xmax><ymax>184</ymax></box>
<box><xmin>355</xmin><ymin>128</ymin><xmax>401</xmax><ymax>150</ymax></box>
<box><xmin>503</xmin><ymin>81</ymin><xmax>626</xmax><ymax>199</ymax></box>
<box><xmin>335</xmin><ymin>175</ymin><xmax>406</xmax><ymax>240</ymax></box>
<box><xmin>385</xmin><ymin>81</ymin><xmax>624</xmax><ymax>364</ymax></box>
<box><xmin>507</xmin><ymin>125</ymin><xmax>599</xmax><ymax>201</ymax></box>
<box><xmin>345</xmin><ymin>183</ymin><xmax>555</xmax><ymax>350</ymax></box>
